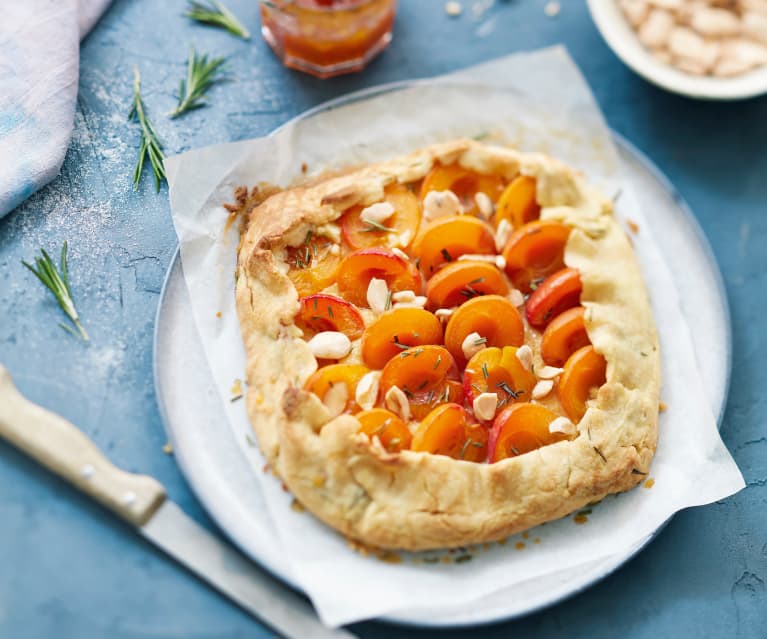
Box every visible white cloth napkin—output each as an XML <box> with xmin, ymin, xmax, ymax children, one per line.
<box><xmin>0</xmin><ymin>0</ymin><xmax>111</xmax><ymax>218</ymax></box>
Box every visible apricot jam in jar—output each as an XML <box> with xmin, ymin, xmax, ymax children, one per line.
<box><xmin>260</xmin><ymin>0</ymin><xmax>397</xmax><ymax>78</ymax></box>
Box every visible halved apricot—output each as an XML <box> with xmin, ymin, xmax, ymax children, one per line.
<box><xmin>304</xmin><ymin>364</ymin><xmax>370</xmax><ymax>413</ymax></box>
<box><xmin>444</xmin><ymin>295</ymin><xmax>524</xmax><ymax>367</ymax></box>
<box><xmin>409</xmin><ymin>379</ymin><xmax>464</xmax><ymax>420</ymax></box>
<box><xmin>502</xmin><ymin>220</ymin><xmax>571</xmax><ymax>293</ymax></box>
<box><xmin>411</xmin><ymin>216</ymin><xmax>496</xmax><ymax>277</ymax></box>
<box><xmin>462</xmin><ymin>422</ymin><xmax>489</xmax><ymax>462</ymax></box>
<box><xmin>340</xmin><ymin>182</ymin><xmax>421</xmax><ymax>250</ymax></box>
<box><xmin>540</xmin><ymin>306</ymin><xmax>590</xmax><ymax>367</ymax></box>
<box><xmin>360</xmin><ymin>307</ymin><xmax>443</xmax><ymax>370</ymax></box>
<box><xmin>525</xmin><ymin>268</ymin><xmax>582</xmax><ymax>329</ymax></box>
<box><xmin>380</xmin><ymin>345</ymin><xmax>459</xmax><ymax>419</ymax></box>
<box><xmin>425</xmin><ymin>261</ymin><xmax>509</xmax><ymax>311</ymax></box>
<box><xmin>337</xmin><ymin>248</ymin><xmax>422</xmax><ymax>307</ymax></box>
<box><xmin>357</xmin><ymin>408</ymin><xmax>412</xmax><ymax>453</ymax></box>
<box><xmin>420</xmin><ymin>164</ymin><xmax>505</xmax><ymax>216</ymax></box>
<box><xmin>286</xmin><ymin>236</ymin><xmax>342</xmax><ymax>297</ymax></box>
<box><xmin>463</xmin><ymin>346</ymin><xmax>536</xmax><ymax>406</ymax></box>
<box><xmin>488</xmin><ymin>403</ymin><xmax>566</xmax><ymax>462</ymax></box>
<box><xmin>295</xmin><ymin>294</ymin><xmax>365</xmax><ymax>339</ymax></box>
<box><xmin>494</xmin><ymin>175</ymin><xmax>541</xmax><ymax>229</ymax></box>
<box><xmin>411</xmin><ymin>403</ymin><xmax>485</xmax><ymax>460</ymax></box>
<box><xmin>557</xmin><ymin>345</ymin><xmax>607</xmax><ymax>423</ymax></box>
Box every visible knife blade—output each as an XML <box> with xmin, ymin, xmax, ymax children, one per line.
<box><xmin>0</xmin><ymin>365</ymin><xmax>354</xmax><ymax>639</ymax></box>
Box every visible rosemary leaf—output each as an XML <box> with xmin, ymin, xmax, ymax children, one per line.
<box><xmin>184</xmin><ymin>0</ymin><xmax>251</xmax><ymax>39</ymax></box>
<box><xmin>22</xmin><ymin>242</ymin><xmax>89</xmax><ymax>341</ymax></box>
<box><xmin>129</xmin><ymin>67</ymin><xmax>166</xmax><ymax>191</ymax></box>
<box><xmin>170</xmin><ymin>48</ymin><xmax>227</xmax><ymax>118</ymax></box>
<box><xmin>361</xmin><ymin>219</ymin><xmax>395</xmax><ymax>233</ymax></box>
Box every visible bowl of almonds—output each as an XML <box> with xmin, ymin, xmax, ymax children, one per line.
<box><xmin>588</xmin><ymin>0</ymin><xmax>767</xmax><ymax>99</ymax></box>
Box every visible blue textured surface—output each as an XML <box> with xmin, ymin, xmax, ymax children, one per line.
<box><xmin>1</xmin><ymin>1</ymin><xmax>765</xmax><ymax>637</ymax></box>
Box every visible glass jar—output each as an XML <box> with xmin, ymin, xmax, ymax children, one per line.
<box><xmin>260</xmin><ymin>0</ymin><xmax>397</xmax><ymax>79</ymax></box>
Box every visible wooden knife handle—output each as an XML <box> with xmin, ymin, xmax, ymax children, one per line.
<box><xmin>0</xmin><ymin>365</ymin><xmax>166</xmax><ymax>526</ymax></box>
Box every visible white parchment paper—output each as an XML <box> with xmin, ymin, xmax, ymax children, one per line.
<box><xmin>165</xmin><ymin>47</ymin><xmax>745</xmax><ymax>627</ymax></box>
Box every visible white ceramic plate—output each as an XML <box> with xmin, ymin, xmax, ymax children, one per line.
<box><xmin>588</xmin><ymin>0</ymin><xmax>767</xmax><ymax>100</ymax></box>
<box><xmin>154</xmin><ymin>93</ymin><xmax>730</xmax><ymax>628</ymax></box>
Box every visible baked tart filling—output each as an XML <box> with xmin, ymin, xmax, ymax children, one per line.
<box><xmin>236</xmin><ymin>140</ymin><xmax>660</xmax><ymax>550</ymax></box>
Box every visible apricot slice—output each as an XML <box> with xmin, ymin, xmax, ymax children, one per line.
<box><xmin>304</xmin><ymin>364</ymin><xmax>370</xmax><ymax>413</ymax></box>
<box><xmin>380</xmin><ymin>345</ymin><xmax>459</xmax><ymax>419</ymax></box>
<box><xmin>337</xmin><ymin>248</ymin><xmax>422</xmax><ymax>307</ymax></box>
<box><xmin>557</xmin><ymin>345</ymin><xmax>607</xmax><ymax>423</ymax></box>
<box><xmin>463</xmin><ymin>346</ymin><xmax>536</xmax><ymax>407</ymax></box>
<box><xmin>357</xmin><ymin>408</ymin><xmax>412</xmax><ymax>452</ymax></box>
<box><xmin>340</xmin><ymin>183</ymin><xmax>421</xmax><ymax>250</ymax></box>
<box><xmin>295</xmin><ymin>294</ymin><xmax>365</xmax><ymax>339</ymax></box>
<box><xmin>502</xmin><ymin>220</ymin><xmax>571</xmax><ymax>293</ymax></box>
<box><xmin>525</xmin><ymin>267</ymin><xmax>582</xmax><ymax>329</ymax></box>
<box><xmin>540</xmin><ymin>306</ymin><xmax>590</xmax><ymax>367</ymax></box>
<box><xmin>494</xmin><ymin>175</ymin><xmax>541</xmax><ymax>229</ymax></box>
<box><xmin>444</xmin><ymin>295</ymin><xmax>524</xmax><ymax>367</ymax></box>
<box><xmin>360</xmin><ymin>307</ymin><xmax>443</xmax><ymax>370</ymax></box>
<box><xmin>488</xmin><ymin>403</ymin><xmax>566</xmax><ymax>462</ymax></box>
<box><xmin>425</xmin><ymin>261</ymin><xmax>509</xmax><ymax>311</ymax></box>
<box><xmin>420</xmin><ymin>164</ymin><xmax>505</xmax><ymax>216</ymax></box>
<box><xmin>411</xmin><ymin>403</ymin><xmax>486</xmax><ymax>460</ymax></box>
<box><xmin>411</xmin><ymin>216</ymin><xmax>496</xmax><ymax>277</ymax></box>
<box><xmin>286</xmin><ymin>235</ymin><xmax>342</xmax><ymax>297</ymax></box>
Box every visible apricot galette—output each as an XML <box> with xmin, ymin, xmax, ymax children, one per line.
<box><xmin>235</xmin><ymin>139</ymin><xmax>660</xmax><ymax>551</ymax></box>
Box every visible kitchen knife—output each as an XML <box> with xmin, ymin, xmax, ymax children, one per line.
<box><xmin>0</xmin><ymin>365</ymin><xmax>355</xmax><ymax>639</ymax></box>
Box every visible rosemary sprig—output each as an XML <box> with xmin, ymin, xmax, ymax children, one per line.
<box><xmin>22</xmin><ymin>242</ymin><xmax>89</xmax><ymax>341</ymax></box>
<box><xmin>170</xmin><ymin>48</ymin><xmax>227</xmax><ymax>118</ymax></box>
<box><xmin>128</xmin><ymin>67</ymin><xmax>166</xmax><ymax>191</ymax></box>
<box><xmin>184</xmin><ymin>0</ymin><xmax>251</xmax><ymax>39</ymax></box>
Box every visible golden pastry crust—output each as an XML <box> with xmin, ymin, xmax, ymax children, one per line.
<box><xmin>235</xmin><ymin>139</ymin><xmax>660</xmax><ymax>551</ymax></box>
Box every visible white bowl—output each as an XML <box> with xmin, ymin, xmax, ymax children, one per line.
<box><xmin>587</xmin><ymin>0</ymin><xmax>767</xmax><ymax>100</ymax></box>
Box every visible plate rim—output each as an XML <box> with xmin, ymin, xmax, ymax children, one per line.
<box><xmin>153</xmin><ymin>82</ymin><xmax>732</xmax><ymax>629</ymax></box>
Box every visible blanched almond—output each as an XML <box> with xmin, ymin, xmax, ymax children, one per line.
<box><xmin>458</xmin><ymin>253</ymin><xmax>497</xmax><ymax>264</ymax></box>
<box><xmin>435</xmin><ymin>307</ymin><xmax>456</xmax><ymax>323</ymax></box>
<box><xmin>516</xmin><ymin>344</ymin><xmax>533</xmax><ymax>371</ymax></box>
<box><xmin>462</xmin><ymin>331</ymin><xmax>487</xmax><ymax>360</ymax></box>
<box><xmin>385</xmin><ymin>385</ymin><xmax>410</xmax><ymax>421</ymax></box>
<box><xmin>688</xmin><ymin>6</ymin><xmax>741</xmax><ymax>38</ymax></box>
<box><xmin>423</xmin><ymin>190</ymin><xmax>461</xmax><ymax>220</ymax></box>
<box><xmin>355</xmin><ymin>371</ymin><xmax>381</xmax><ymax>411</ymax></box>
<box><xmin>508</xmin><ymin>289</ymin><xmax>525</xmax><ymax>307</ymax></box>
<box><xmin>743</xmin><ymin>11</ymin><xmax>767</xmax><ymax>45</ymax></box>
<box><xmin>360</xmin><ymin>201</ymin><xmax>395</xmax><ymax>225</ymax></box>
<box><xmin>639</xmin><ymin>9</ymin><xmax>675</xmax><ymax>49</ymax></box>
<box><xmin>307</xmin><ymin>331</ymin><xmax>351</xmax><ymax>359</ymax></box>
<box><xmin>537</xmin><ymin>365</ymin><xmax>564</xmax><ymax>380</ymax></box>
<box><xmin>323</xmin><ymin>383</ymin><xmax>348</xmax><ymax>418</ymax></box>
<box><xmin>392</xmin><ymin>289</ymin><xmax>416</xmax><ymax>303</ymax></box>
<box><xmin>394</xmin><ymin>296</ymin><xmax>427</xmax><ymax>309</ymax></box>
<box><xmin>669</xmin><ymin>26</ymin><xmax>720</xmax><ymax>73</ymax></box>
<box><xmin>475</xmin><ymin>191</ymin><xmax>494</xmax><ymax>218</ymax></box>
<box><xmin>315</xmin><ymin>223</ymin><xmax>341</xmax><ymax>244</ymax></box>
<box><xmin>473</xmin><ymin>392</ymin><xmax>498</xmax><ymax>421</ymax></box>
<box><xmin>532</xmin><ymin>379</ymin><xmax>554</xmax><ymax>399</ymax></box>
<box><xmin>367</xmin><ymin>278</ymin><xmax>389</xmax><ymax>314</ymax></box>
<box><xmin>619</xmin><ymin>0</ymin><xmax>650</xmax><ymax>27</ymax></box>
<box><xmin>548</xmin><ymin>416</ymin><xmax>576</xmax><ymax>436</ymax></box>
<box><xmin>495</xmin><ymin>218</ymin><xmax>512</xmax><ymax>252</ymax></box>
